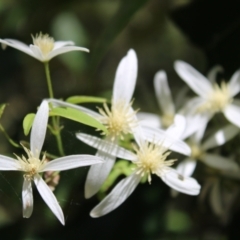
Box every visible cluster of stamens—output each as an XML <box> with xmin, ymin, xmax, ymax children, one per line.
<box><xmin>188</xmin><ymin>142</ymin><xmax>204</xmax><ymax>160</ymax></box>
<box><xmin>197</xmin><ymin>81</ymin><xmax>232</xmax><ymax>114</ymax></box>
<box><xmin>98</xmin><ymin>100</ymin><xmax>138</xmax><ymax>141</ymax></box>
<box><xmin>133</xmin><ymin>142</ymin><xmax>176</xmax><ymax>183</ymax></box>
<box><xmin>32</xmin><ymin>32</ymin><xmax>55</xmax><ymax>56</ymax></box>
<box><xmin>15</xmin><ymin>146</ymin><xmax>47</xmax><ymax>181</ymax></box>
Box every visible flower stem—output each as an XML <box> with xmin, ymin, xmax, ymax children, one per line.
<box><xmin>44</xmin><ymin>62</ymin><xmax>54</xmax><ymax>98</ymax></box>
<box><xmin>0</xmin><ymin>124</ymin><xmax>20</xmax><ymax>148</ymax></box>
<box><xmin>43</xmin><ymin>62</ymin><xmax>65</xmax><ymax>156</ymax></box>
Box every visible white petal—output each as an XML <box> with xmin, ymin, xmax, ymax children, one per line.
<box><xmin>207</xmin><ymin>65</ymin><xmax>223</xmax><ymax>83</ymax></box>
<box><xmin>141</xmin><ymin>126</ymin><xmax>191</xmax><ymax>156</ymax></box>
<box><xmin>223</xmin><ymin>104</ymin><xmax>240</xmax><ymax>128</ymax></box>
<box><xmin>228</xmin><ymin>70</ymin><xmax>240</xmax><ymax>97</ymax></box>
<box><xmin>90</xmin><ymin>173</ymin><xmax>141</xmax><ymax>217</ymax></box>
<box><xmin>76</xmin><ymin>133</ymin><xmax>136</xmax><ymax>161</ymax></box>
<box><xmin>0</xmin><ymin>155</ymin><xmax>20</xmax><ymax>170</ymax></box>
<box><xmin>85</xmin><ymin>151</ymin><xmax>116</xmax><ymax>199</ymax></box>
<box><xmin>34</xmin><ymin>174</ymin><xmax>65</xmax><ymax>225</ymax></box>
<box><xmin>42</xmin><ymin>155</ymin><xmax>103</xmax><ymax>172</ymax></box>
<box><xmin>53</xmin><ymin>41</ymin><xmax>74</xmax><ymax>49</ymax></box>
<box><xmin>47</xmin><ymin>98</ymin><xmax>102</xmax><ymax>119</ymax></box>
<box><xmin>161</xmin><ymin>168</ymin><xmax>201</xmax><ymax>195</ymax></box>
<box><xmin>112</xmin><ymin>49</ymin><xmax>137</xmax><ymax>104</ymax></box>
<box><xmin>30</xmin><ymin>101</ymin><xmax>49</xmax><ymax>158</ymax></box>
<box><xmin>166</xmin><ymin>114</ymin><xmax>186</xmax><ymax>139</ymax></box>
<box><xmin>47</xmin><ymin>46</ymin><xmax>89</xmax><ymax>61</ymax></box>
<box><xmin>202</xmin><ymin>153</ymin><xmax>239</xmax><ymax>172</ymax></box>
<box><xmin>137</xmin><ymin>112</ymin><xmax>161</xmax><ymax>128</ymax></box>
<box><xmin>154</xmin><ymin>70</ymin><xmax>175</xmax><ymax>114</ymax></box>
<box><xmin>176</xmin><ymin>158</ymin><xmax>197</xmax><ymax>177</ymax></box>
<box><xmin>22</xmin><ymin>179</ymin><xmax>33</xmax><ymax>218</ymax></box>
<box><xmin>202</xmin><ymin>124</ymin><xmax>239</xmax><ymax>150</ymax></box>
<box><xmin>0</xmin><ymin>39</ymin><xmax>34</xmax><ymax>56</ymax></box>
<box><xmin>174</xmin><ymin>60</ymin><xmax>213</xmax><ymax>98</ymax></box>
<box><xmin>29</xmin><ymin>45</ymin><xmax>44</xmax><ymax>61</ymax></box>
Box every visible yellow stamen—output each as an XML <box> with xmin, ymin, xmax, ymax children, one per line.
<box><xmin>32</xmin><ymin>32</ymin><xmax>54</xmax><ymax>56</ymax></box>
<box><xmin>133</xmin><ymin>142</ymin><xmax>176</xmax><ymax>184</ymax></box>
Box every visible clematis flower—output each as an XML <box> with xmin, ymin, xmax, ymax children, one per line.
<box><xmin>76</xmin><ymin>130</ymin><xmax>200</xmax><ymax>217</ymax></box>
<box><xmin>175</xmin><ymin>124</ymin><xmax>239</xmax><ymax>180</ymax></box>
<box><xmin>0</xmin><ymin>101</ymin><xmax>103</xmax><ymax>225</ymax></box>
<box><xmin>0</xmin><ymin>32</ymin><xmax>89</xmax><ymax>62</ymax></box>
<box><xmin>174</xmin><ymin>61</ymin><xmax>240</xmax><ymax>127</ymax></box>
<box><xmin>49</xmin><ymin>49</ymin><xmax>139</xmax><ymax>199</ymax></box>
<box><xmin>137</xmin><ymin>70</ymin><xmax>204</xmax><ymax>139</ymax></box>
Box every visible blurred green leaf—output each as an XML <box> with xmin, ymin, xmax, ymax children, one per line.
<box><xmin>23</xmin><ymin>113</ymin><xmax>35</xmax><ymax>136</ymax></box>
<box><xmin>50</xmin><ymin>107</ymin><xmax>107</xmax><ymax>133</ymax></box>
<box><xmin>0</xmin><ymin>104</ymin><xmax>6</xmax><ymax>119</ymax></box>
<box><xmin>66</xmin><ymin>96</ymin><xmax>107</xmax><ymax>104</ymax></box>
<box><xmin>166</xmin><ymin>209</ymin><xmax>191</xmax><ymax>232</ymax></box>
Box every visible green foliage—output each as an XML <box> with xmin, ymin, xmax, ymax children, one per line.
<box><xmin>50</xmin><ymin>107</ymin><xmax>107</xmax><ymax>133</ymax></box>
<box><xmin>23</xmin><ymin>113</ymin><xmax>35</xmax><ymax>136</ymax></box>
<box><xmin>66</xmin><ymin>96</ymin><xmax>107</xmax><ymax>104</ymax></box>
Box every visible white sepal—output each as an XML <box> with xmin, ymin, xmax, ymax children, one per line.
<box><xmin>0</xmin><ymin>156</ymin><xmax>20</xmax><ymax>170</ymax></box>
<box><xmin>22</xmin><ymin>179</ymin><xmax>33</xmax><ymax>218</ymax></box>
<box><xmin>176</xmin><ymin>158</ymin><xmax>197</xmax><ymax>177</ymax></box>
<box><xmin>90</xmin><ymin>173</ymin><xmax>141</xmax><ymax>218</ymax></box>
<box><xmin>34</xmin><ymin>174</ymin><xmax>65</xmax><ymax>225</ymax></box>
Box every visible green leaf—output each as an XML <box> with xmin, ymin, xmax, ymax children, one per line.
<box><xmin>0</xmin><ymin>104</ymin><xmax>6</xmax><ymax>119</ymax></box>
<box><xmin>23</xmin><ymin>113</ymin><xmax>35</xmax><ymax>136</ymax></box>
<box><xmin>50</xmin><ymin>107</ymin><xmax>107</xmax><ymax>133</ymax></box>
<box><xmin>66</xmin><ymin>96</ymin><xmax>107</xmax><ymax>104</ymax></box>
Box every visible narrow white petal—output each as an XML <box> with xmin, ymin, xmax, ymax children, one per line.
<box><xmin>113</xmin><ymin>49</ymin><xmax>137</xmax><ymax>104</ymax></box>
<box><xmin>85</xmin><ymin>151</ymin><xmax>116</xmax><ymax>199</ymax></box>
<box><xmin>207</xmin><ymin>65</ymin><xmax>223</xmax><ymax>83</ymax></box>
<box><xmin>174</xmin><ymin>60</ymin><xmax>213</xmax><ymax>98</ymax></box>
<box><xmin>22</xmin><ymin>179</ymin><xmax>33</xmax><ymax>218</ymax></box>
<box><xmin>141</xmin><ymin>126</ymin><xmax>191</xmax><ymax>156</ymax></box>
<box><xmin>154</xmin><ymin>70</ymin><xmax>175</xmax><ymax>114</ymax></box>
<box><xmin>0</xmin><ymin>39</ymin><xmax>34</xmax><ymax>56</ymax></box>
<box><xmin>34</xmin><ymin>174</ymin><xmax>65</xmax><ymax>225</ymax></box>
<box><xmin>30</xmin><ymin>101</ymin><xmax>49</xmax><ymax>158</ymax></box>
<box><xmin>53</xmin><ymin>41</ymin><xmax>74</xmax><ymax>49</ymax></box>
<box><xmin>209</xmin><ymin>180</ymin><xmax>223</xmax><ymax>216</ymax></box>
<box><xmin>47</xmin><ymin>46</ymin><xmax>89</xmax><ymax>60</ymax></box>
<box><xmin>29</xmin><ymin>45</ymin><xmax>44</xmax><ymax>61</ymax></box>
<box><xmin>202</xmin><ymin>124</ymin><xmax>239</xmax><ymax>150</ymax></box>
<box><xmin>137</xmin><ymin>112</ymin><xmax>161</xmax><ymax>128</ymax></box>
<box><xmin>228</xmin><ymin>70</ymin><xmax>240</xmax><ymax>97</ymax></box>
<box><xmin>166</xmin><ymin>114</ymin><xmax>186</xmax><ymax>139</ymax></box>
<box><xmin>47</xmin><ymin>98</ymin><xmax>102</xmax><ymax>119</ymax></box>
<box><xmin>76</xmin><ymin>133</ymin><xmax>136</xmax><ymax>161</ymax></box>
<box><xmin>90</xmin><ymin>173</ymin><xmax>141</xmax><ymax>217</ymax></box>
<box><xmin>0</xmin><ymin>155</ymin><xmax>20</xmax><ymax>170</ymax></box>
<box><xmin>176</xmin><ymin>158</ymin><xmax>197</xmax><ymax>177</ymax></box>
<box><xmin>202</xmin><ymin>153</ymin><xmax>239</xmax><ymax>172</ymax></box>
<box><xmin>42</xmin><ymin>155</ymin><xmax>103</xmax><ymax>172</ymax></box>
<box><xmin>223</xmin><ymin>104</ymin><xmax>240</xmax><ymax>128</ymax></box>
<box><xmin>161</xmin><ymin>168</ymin><xmax>201</xmax><ymax>195</ymax></box>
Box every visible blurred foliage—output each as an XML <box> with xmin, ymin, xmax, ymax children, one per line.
<box><xmin>0</xmin><ymin>0</ymin><xmax>240</xmax><ymax>239</ymax></box>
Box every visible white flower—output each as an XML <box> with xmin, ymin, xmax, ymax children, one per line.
<box><xmin>137</xmin><ymin>70</ymin><xmax>203</xmax><ymax>139</ymax></box>
<box><xmin>0</xmin><ymin>32</ymin><xmax>89</xmax><ymax>62</ymax></box>
<box><xmin>49</xmin><ymin>49</ymin><xmax>138</xmax><ymax>199</ymax></box>
<box><xmin>174</xmin><ymin>61</ymin><xmax>240</xmax><ymax>127</ymax></box>
<box><xmin>76</xmin><ymin>130</ymin><xmax>200</xmax><ymax>217</ymax></box>
<box><xmin>0</xmin><ymin>101</ymin><xmax>103</xmax><ymax>225</ymax></box>
<box><xmin>176</xmin><ymin>124</ymin><xmax>239</xmax><ymax>180</ymax></box>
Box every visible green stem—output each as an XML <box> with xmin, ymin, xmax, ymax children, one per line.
<box><xmin>44</xmin><ymin>62</ymin><xmax>54</xmax><ymax>98</ymax></box>
<box><xmin>0</xmin><ymin>124</ymin><xmax>20</xmax><ymax>148</ymax></box>
<box><xmin>43</xmin><ymin>62</ymin><xmax>65</xmax><ymax>156</ymax></box>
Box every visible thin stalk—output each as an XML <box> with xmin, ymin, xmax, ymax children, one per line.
<box><xmin>43</xmin><ymin>62</ymin><xmax>65</xmax><ymax>156</ymax></box>
<box><xmin>0</xmin><ymin>124</ymin><xmax>20</xmax><ymax>148</ymax></box>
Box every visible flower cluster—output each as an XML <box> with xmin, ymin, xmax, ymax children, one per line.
<box><xmin>0</xmin><ymin>33</ymin><xmax>239</xmax><ymax>225</ymax></box>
